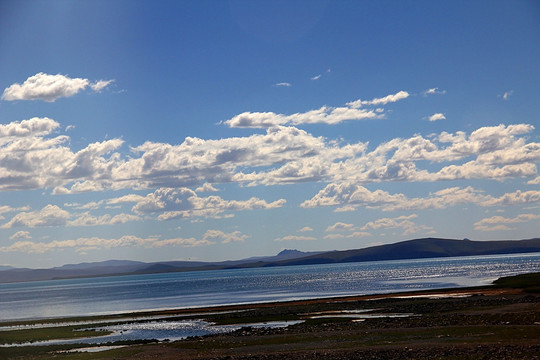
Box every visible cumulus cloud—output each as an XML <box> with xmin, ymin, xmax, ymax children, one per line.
<box><xmin>1</xmin><ymin>205</ymin><xmax>70</xmax><ymax>228</ymax></box>
<box><xmin>346</xmin><ymin>90</ymin><xmax>409</xmax><ymax>108</ymax></box>
<box><xmin>0</xmin><ymin>205</ymin><xmax>30</xmax><ymax>220</ymax></box>
<box><xmin>0</xmin><ymin>117</ymin><xmax>60</xmax><ymax>137</ymax></box>
<box><xmin>68</xmin><ymin>212</ymin><xmax>141</xmax><ymax>227</ymax></box>
<box><xmin>323</xmin><ymin>231</ymin><xmax>371</xmax><ymax>240</ymax></box>
<box><xmin>302</xmin><ymin>183</ymin><xmax>540</xmax><ymax>212</ymax></box>
<box><xmin>428</xmin><ymin>113</ymin><xmax>446</xmax><ymax>122</ymax></box>
<box><xmin>474</xmin><ymin>213</ymin><xmax>540</xmax><ymax>231</ymax></box>
<box><xmin>1</xmin><ymin>117</ymin><xmax>538</xmax><ymax>194</ymax></box>
<box><xmin>298</xmin><ymin>226</ymin><xmax>313</xmax><ymax>232</ymax></box>
<box><xmin>90</xmin><ymin>79</ymin><xmax>113</xmax><ymax>92</ymax></box>
<box><xmin>195</xmin><ymin>183</ymin><xmax>219</xmax><ymax>192</ymax></box>
<box><xmin>10</xmin><ymin>230</ymin><xmax>31</xmax><ymax>240</ymax></box>
<box><xmin>423</xmin><ymin>87</ymin><xmax>446</xmax><ymax>96</ymax></box>
<box><xmin>0</xmin><ymin>234</ymin><xmax>219</xmax><ymax>254</ymax></box>
<box><xmin>325</xmin><ymin>222</ymin><xmax>355</xmax><ymax>232</ymax></box>
<box><xmin>274</xmin><ymin>235</ymin><xmax>317</xmax><ymax>242</ymax></box>
<box><xmin>202</xmin><ymin>230</ymin><xmax>249</xmax><ymax>244</ymax></box>
<box><xmin>325</xmin><ymin>214</ymin><xmax>432</xmax><ymax>237</ymax></box>
<box><xmin>128</xmin><ymin>187</ymin><xmax>285</xmax><ymax>220</ymax></box>
<box><xmin>223</xmin><ymin>107</ymin><xmax>379</xmax><ymax>128</ymax></box>
<box><xmin>1</xmin><ymin>118</ymin><xmax>124</xmax><ymax>192</ymax></box>
<box><xmin>222</xmin><ymin>91</ymin><xmax>413</xmax><ymax>128</ymax></box>
<box><xmin>2</xmin><ymin>73</ymin><xmax>113</xmax><ymax>102</ymax></box>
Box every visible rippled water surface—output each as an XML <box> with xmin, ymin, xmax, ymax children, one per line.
<box><xmin>1</xmin><ymin>252</ymin><xmax>539</xmax><ymax>322</ymax></box>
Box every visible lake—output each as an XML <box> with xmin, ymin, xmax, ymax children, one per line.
<box><xmin>1</xmin><ymin>252</ymin><xmax>539</xmax><ymax>322</ymax></box>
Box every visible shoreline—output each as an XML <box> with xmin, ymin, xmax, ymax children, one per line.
<box><xmin>0</xmin><ymin>284</ymin><xmax>506</xmax><ymax>326</ymax></box>
<box><xmin>1</xmin><ymin>273</ymin><xmax>539</xmax><ymax>359</ymax></box>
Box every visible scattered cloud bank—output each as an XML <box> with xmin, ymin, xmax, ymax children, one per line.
<box><xmin>0</xmin><ymin>203</ymin><xmax>140</xmax><ymax>229</ymax></box>
<box><xmin>324</xmin><ymin>214</ymin><xmax>433</xmax><ymax>238</ymax></box>
<box><xmin>129</xmin><ymin>187</ymin><xmax>286</xmax><ymax>220</ymax></box>
<box><xmin>223</xmin><ymin>90</ymin><xmax>409</xmax><ymax>128</ymax></box>
<box><xmin>302</xmin><ymin>184</ymin><xmax>540</xmax><ymax>212</ymax></box>
<box><xmin>474</xmin><ymin>213</ymin><xmax>540</xmax><ymax>231</ymax></box>
<box><xmin>0</xmin><ymin>229</ymin><xmax>248</xmax><ymax>254</ymax></box>
<box><xmin>1</xmin><ymin>80</ymin><xmax>538</xmax><ymax>258</ymax></box>
<box><xmin>2</xmin><ymin>73</ymin><xmax>113</xmax><ymax>102</ymax></box>
<box><xmin>1</xmin><ymin>117</ymin><xmax>538</xmax><ymax>196</ymax></box>
<box><xmin>274</xmin><ymin>235</ymin><xmax>317</xmax><ymax>242</ymax></box>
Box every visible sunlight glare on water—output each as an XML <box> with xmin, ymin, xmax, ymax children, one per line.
<box><xmin>0</xmin><ymin>253</ymin><xmax>539</xmax><ymax>321</ymax></box>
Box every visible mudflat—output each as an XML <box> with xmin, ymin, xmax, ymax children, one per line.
<box><xmin>1</xmin><ymin>274</ymin><xmax>539</xmax><ymax>359</ymax></box>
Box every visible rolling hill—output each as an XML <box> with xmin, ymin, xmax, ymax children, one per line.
<box><xmin>0</xmin><ymin>238</ymin><xmax>538</xmax><ymax>283</ymax></box>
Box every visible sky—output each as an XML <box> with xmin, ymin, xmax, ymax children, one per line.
<box><xmin>0</xmin><ymin>0</ymin><xmax>539</xmax><ymax>269</ymax></box>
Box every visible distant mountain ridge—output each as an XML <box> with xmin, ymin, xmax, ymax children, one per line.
<box><xmin>0</xmin><ymin>238</ymin><xmax>539</xmax><ymax>284</ymax></box>
<box><xmin>249</xmin><ymin>238</ymin><xmax>540</xmax><ymax>267</ymax></box>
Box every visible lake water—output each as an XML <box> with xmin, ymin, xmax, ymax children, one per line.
<box><xmin>1</xmin><ymin>252</ymin><xmax>539</xmax><ymax>322</ymax></box>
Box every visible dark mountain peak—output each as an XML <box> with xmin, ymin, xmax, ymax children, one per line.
<box><xmin>277</xmin><ymin>249</ymin><xmax>304</xmax><ymax>256</ymax></box>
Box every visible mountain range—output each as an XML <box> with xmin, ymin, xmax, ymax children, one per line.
<box><xmin>0</xmin><ymin>237</ymin><xmax>539</xmax><ymax>284</ymax></box>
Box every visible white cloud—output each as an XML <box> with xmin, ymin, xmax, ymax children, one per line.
<box><xmin>311</xmin><ymin>74</ymin><xmax>321</xmax><ymax>80</ymax></box>
<box><xmin>202</xmin><ymin>230</ymin><xmax>249</xmax><ymax>244</ymax></box>
<box><xmin>2</xmin><ymin>73</ymin><xmax>113</xmax><ymax>102</ymax></box>
<box><xmin>274</xmin><ymin>235</ymin><xmax>317</xmax><ymax>242</ymax></box>
<box><xmin>475</xmin><ymin>213</ymin><xmax>540</xmax><ymax>226</ymax></box>
<box><xmin>325</xmin><ymin>215</ymin><xmax>432</xmax><ymax>237</ymax></box>
<box><xmin>481</xmin><ymin>190</ymin><xmax>540</xmax><ymax>207</ymax></box>
<box><xmin>64</xmin><ymin>200</ymin><xmax>105</xmax><ymax>210</ymax></box>
<box><xmin>500</xmin><ymin>90</ymin><xmax>514</xmax><ymax>100</ymax></box>
<box><xmin>474</xmin><ymin>213</ymin><xmax>540</xmax><ymax>231</ymax></box>
<box><xmin>1</xmin><ymin>118</ymin><xmax>538</xmax><ymax>194</ymax></box>
<box><xmin>346</xmin><ymin>91</ymin><xmax>409</xmax><ymax>108</ymax></box>
<box><xmin>0</xmin><ymin>205</ymin><xmax>30</xmax><ymax>220</ymax></box>
<box><xmin>1</xmin><ymin>205</ymin><xmax>70</xmax><ymax>228</ymax></box>
<box><xmin>323</xmin><ymin>231</ymin><xmax>371</xmax><ymax>240</ymax></box>
<box><xmin>223</xmin><ymin>107</ymin><xmax>379</xmax><ymax>128</ymax></box>
<box><xmin>195</xmin><ymin>183</ymin><xmax>219</xmax><ymax>192</ymax></box>
<box><xmin>428</xmin><ymin>113</ymin><xmax>446</xmax><ymax>122</ymax></box>
<box><xmin>528</xmin><ymin>176</ymin><xmax>540</xmax><ymax>185</ymax></box>
<box><xmin>302</xmin><ymin>183</ymin><xmax>540</xmax><ymax>212</ymax></box>
<box><xmin>0</xmin><ymin>117</ymin><xmax>61</xmax><ymax>137</ymax></box>
<box><xmin>274</xmin><ymin>82</ymin><xmax>291</xmax><ymax>87</ymax></box>
<box><xmin>222</xmin><ymin>91</ymin><xmax>411</xmax><ymax>128</ymax></box>
<box><xmin>90</xmin><ymin>79</ymin><xmax>114</xmax><ymax>92</ymax></box>
<box><xmin>130</xmin><ymin>187</ymin><xmax>285</xmax><ymax>220</ymax></box>
<box><xmin>298</xmin><ymin>226</ymin><xmax>313</xmax><ymax>232</ymax></box>
<box><xmin>326</xmin><ymin>222</ymin><xmax>355</xmax><ymax>232</ymax></box>
<box><xmin>68</xmin><ymin>212</ymin><xmax>141</xmax><ymax>227</ymax></box>
<box><xmin>10</xmin><ymin>230</ymin><xmax>31</xmax><ymax>240</ymax></box>
<box><xmin>0</xmin><ymin>234</ymin><xmax>216</xmax><ymax>254</ymax></box>
<box><xmin>359</xmin><ymin>214</ymin><xmax>420</xmax><ymax>233</ymax></box>
<box><xmin>423</xmin><ymin>87</ymin><xmax>446</xmax><ymax>96</ymax></box>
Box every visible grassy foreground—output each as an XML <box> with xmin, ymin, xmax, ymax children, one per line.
<box><xmin>1</xmin><ymin>272</ymin><xmax>539</xmax><ymax>359</ymax></box>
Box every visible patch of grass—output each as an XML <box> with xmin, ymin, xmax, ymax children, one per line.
<box><xmin>0</xmin><ymin>326</ymin><xmax>110</xmax><ymax>344</ymax></box>
<box><xmin>493</xmin><ymin>272</ymin><xmax>540</xmax><ymax>292</ymax></box>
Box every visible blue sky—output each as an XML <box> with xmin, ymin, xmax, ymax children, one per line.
<box><xmin>0</xmin><ymin>0</ymin><xmax>539</xmax><ymax>268</ymax></box>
